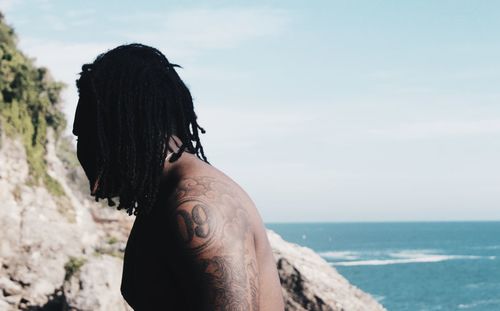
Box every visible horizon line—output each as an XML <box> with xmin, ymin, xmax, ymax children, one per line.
<box><xmin>265</xmin><ymin>219</ymin><xmax>500</xmax><ymax>224</ymax></box>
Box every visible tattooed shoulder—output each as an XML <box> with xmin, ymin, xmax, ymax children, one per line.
<box><xmin>169</xmin><ymin>176</ymin><xmax>260</xmax><ymax>310</ymax></box>
<box><xmin>170</xmin><ymin>176</ymin><xmax>243</xmax><ymax>253</ymax></box>
<box><xmin>173</xmin><ymin>198</ymin><xmax>218</xmax><ymax>254</ymax></box>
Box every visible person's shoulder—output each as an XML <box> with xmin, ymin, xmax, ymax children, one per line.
<box><xmin>168</xmin><ymin>174</ymin><xmax>252</xmax><ymax>253</ymax></box>
<box><xmin>171</xmin><ymin>153</ymin><xmax>254</xmax><ymax>210</ymax></box>
<box><xmin>166</xmin><ymin>173</ymin><xmax>261</xmax><ymax>309</ymax></box>
<box><xmin>162</xmin><ymin>158</ymin><xmax>263</xmax><ymax>309</ymax></box>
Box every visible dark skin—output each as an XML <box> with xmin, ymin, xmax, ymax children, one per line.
<box><xmin>74</xmin><ymin>124</ymin><xmax>284</xmax><ymax>310</ymax></box>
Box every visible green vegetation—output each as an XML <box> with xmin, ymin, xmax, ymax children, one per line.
<box><xmin>93</xmin><ymin>247</ymin><xmax>124</xmax><ymax>259</ymax></box>
<box><xmin>56</xmin><ymin>135</ymin><xmax>80</xmax><ymax>170</ymax></box>
<box><xmin>55</xmin><ymin>194</ymin><xmax>76</xmax><ymax>223</ymax></box>
<box><xmin>0</xmin><ymin>12</ymin><xmax>67</xmax><ymax>196</ymax></box>
<box><xmin>107</xmin><ymin>236</ymin><xmax>118</xmax><ymax>245</ymax></box>
<box><xmin>63</xmin><ymin>256</ymin><xmax>86</xmax><ymax>281</ymax></box>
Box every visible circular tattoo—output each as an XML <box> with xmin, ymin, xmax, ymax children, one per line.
<box><xmin>175</xmin><ymin>209</ymin><xmax>194</xmax><ymax>243</ymax></box>
<box><xmin>192</xmin><ymin>204</ymin><xmax>210</xmax><ymax>238</ymax></box>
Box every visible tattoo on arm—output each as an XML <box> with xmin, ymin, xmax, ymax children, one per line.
<box><xmin>175</xmin><ymin>202</ymin><xmax>213</xmax><ymax>252</ymax></box>
<box><xmin>172</xmin><ymin>176</ymin><xmax>260</xmax><ymax>311</ymax></box>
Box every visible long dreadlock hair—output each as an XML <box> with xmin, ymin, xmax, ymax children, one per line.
<box><xmin>74</xmin><ymin>43</ymin><xmax>208</xmax><ymax>216</ymax></box>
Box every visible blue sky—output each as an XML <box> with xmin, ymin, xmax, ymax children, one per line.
<box><xmin>1</xmin><ymin>0</ymin><xmax>499</xmax><ymax>222</ymax></box>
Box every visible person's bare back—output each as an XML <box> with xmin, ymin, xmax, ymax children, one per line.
<box><xmin>121</xmin><ymin>151</ymin><xmax>284</xmax><ymax>310</ymax></box>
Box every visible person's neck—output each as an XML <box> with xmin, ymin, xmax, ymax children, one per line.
<box><xmin>162</xmin><ymin>135</ymin><xmax>195</xmax><ymax>176</ymax></box>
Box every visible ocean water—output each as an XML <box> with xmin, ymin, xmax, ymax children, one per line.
<box><xmin>267</xmin><ymin>222</ymin><xmax>500</xmax><ymax>311</ymax></box>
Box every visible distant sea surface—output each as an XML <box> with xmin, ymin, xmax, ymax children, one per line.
<box><xmin>267</xmin><ymin>222</ymin><xmax>500</xmax><ymax>311</ymax></box>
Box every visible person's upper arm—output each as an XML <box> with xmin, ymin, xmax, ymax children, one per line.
<box><xmin>171</xmin><ymin>176</ymin><xmax>260</xmax><ymax>310</ymax></box>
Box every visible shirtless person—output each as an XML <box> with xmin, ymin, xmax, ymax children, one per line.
<box><xmin>72</xmin><ymin>43</ymin><xmax>284</xmax><ymax>310</ymax></box>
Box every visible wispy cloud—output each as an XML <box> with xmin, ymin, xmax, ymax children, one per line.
<box><xmin>0</xmin><ymin>0</ymin><xmax>20</xmax><ymax>12</ymax></box>
<box><xmin>113</xmin><ymin>7</ymin><xmax>290</xmax><ymax>56</ymax></box>
<box><xmin>42</xmin><ymin>14</ymin><xmax>66</xmax><ymax>31</ymax></box>
<box><xmin>0</xmin><ymin>0</ymin><xmax>52</xmax><ymax>13</ymax></box>
<box><xmin>15</xmin><ymin>6</ymin><xmax>292</xmax><ymax>135</ymax></box>
<box><xmin>368</xmin><ymin>120</ymin><xmax>500</xmax><ymax>139</ymax></box>
<box><xmin>199</xmin><ymin>105</ymin><xmax>317</xmax><ymax>143</ymax></box>
<box><xmin>164</xmin><ymin>7</ymin><xmax>289</xmax><ymax>49</ymax></box>
<box><xmin>65</xmin><ymin>8</ymin><xmax>96</xmax><ymax>27</ymax></box>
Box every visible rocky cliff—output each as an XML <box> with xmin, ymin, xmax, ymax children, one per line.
<box><xmin>0</xmin><ymin>130</ymin><xmax>133</xmax><ymax>311</ymax></box>
<box><xmin>0</xmin><ymin>12</ymin><xmax>385</xmax><ymax>311</ymax></box>
<box><xmin>269</xmin><ymin>231</ymin><xmax>385</xmax><ymax>311</ymax></box>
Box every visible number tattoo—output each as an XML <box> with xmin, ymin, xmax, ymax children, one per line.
<box><xmin>174</xmin><ymin>202</ymin><xmax>211</xmax><ymax>244</ymax></box>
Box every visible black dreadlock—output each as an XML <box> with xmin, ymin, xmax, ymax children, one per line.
<box><xmin>73</xmin><ymin>43</ymin><xmax>208</xmax><ymax>216</ymax></box>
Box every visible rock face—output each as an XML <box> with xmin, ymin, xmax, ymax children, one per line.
<box><xmin>268</xmin><ymin>231</ymin><xmax>386</xmax><ymax>311</ymax></box>
<box><xmin>0</xmin><ymin>131</ymin><xmax>134</xmax><ymax>311</ymax></box>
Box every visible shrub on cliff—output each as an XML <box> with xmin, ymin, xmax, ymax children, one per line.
<box><xmin>0</xmin><ymin>12</ymin><xmax>66</xmax><ymax>196</ymax></box>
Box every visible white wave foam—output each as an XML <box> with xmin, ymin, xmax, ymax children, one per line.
<box><xmin>321</xmin><ymin>248</ymin><xmax>496</xmax><ymax>267</ymax></box>
<box><xmin>471</xmin><ymin>245</ymin><xmax>500</xmax><ymax>250</ymax></box>
<box><xmin>373</xmin><ymin>295</ymin><xmax>385</xmax><ymax>302</ymax></box>
<box><xmin>458</xmin><ymin>298</ymin><xmax>500</xmax><ymax>309</ymax></box>
<box><xmin>482</xmin><ymin>245</ymin><xmax>500</xmax><ymax>250</ymax></box>
<box><xmin>389</xmin><ymin>250</ymin><xmax>440</xmax><ymax>259</ymax></box>
<box><xmin>331</xmin><ymin>254</ymin><xmax>488</xmax><ymax>267</ymax></box>
<box><xmin>318</xmin><ymin>251</ymin><xmax>360</xmax><ymax>260</ymax></box>
<box><xmin>464</xmin><ymin>282</ymin><xmax>486</xmax><ymax>289</ymax></box>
